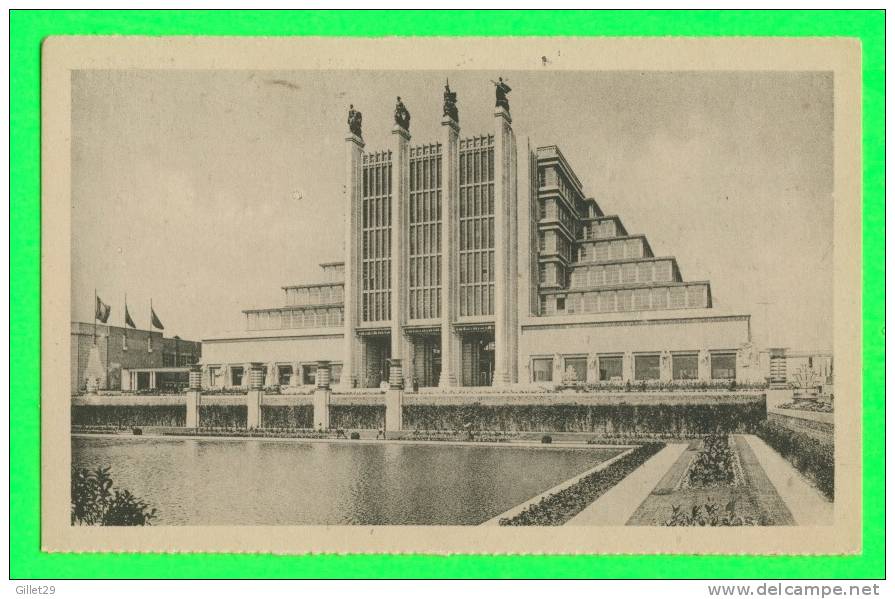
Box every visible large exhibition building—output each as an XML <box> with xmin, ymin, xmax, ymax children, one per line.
<box><xmin>201</xmin><ymin>86</ymin><xmax>762</xmax><ymax>390</ymax></box>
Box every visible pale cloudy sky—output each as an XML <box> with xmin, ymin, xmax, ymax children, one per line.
<box><xmin>71</xmin><ymin>69</ymin><xmax>833</xmax><ymax>349</ymax></box>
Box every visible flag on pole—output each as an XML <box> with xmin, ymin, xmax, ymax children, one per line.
<box><xmin>95</xmin><ymin>296</ymin><xmax>111</xmax><ymax>323</ymax></box>
<box><xmin>124</xmin><ymin>303</ymin><xmax>136</xmax><ymax>328</ymax></box>
<box><xmin>150</xmin><ymin>306</ymin><xmax>165</xmax><ymax>330</ymax></box>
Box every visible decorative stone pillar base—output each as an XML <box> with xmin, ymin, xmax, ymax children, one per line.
<box><xmin>622</xmin><ymin>352</ymin><xmax>635</xmax><ymax>383</ymax></box>
<box><xmin>185</xmin><ymin>390</ymin><xmax>200</xmax><ymax>428</ymax></box>
<box><xmin>659</xmin><ymin>351</ymin><xmax>673</xmax><ymax>383</ymax></box>
<box><xmin>385</xmin><ymin>388</ymin><xmax>403</xmax><ymax>432</ymax></box>
<box><xmin>388</xmin><ymin>358</ymin><xmax>404</xmax><ymax>390</ymax></box>
<box><xmin>313</xmin><ymin>388</ymin><xmax>331</xmax><ymax>430</ymax></box>
<box><xmin>188</xmin><ymin>364</ymin><xmax>203</xmax><ymax>391</ymax></box>
<box><xmin>249</xmin><ymin>363</ymin><xmax>264</xmax><ymax>390</ymax></box>
<box><xmin>316</xmin><ymin>361</ymin><xmax>332</xmax><ymax>390</ymax></box>
<box><xmin>246</xmin><ymin>389</ymin><xmax>263</xmax><ymax>429</ymax></box>
<box><xmin>586</xmin><ymin>353</ymin><xmax>599</xmax><ymax>384</ymax></box>
<box><xmin>698</xmin><ymin>350</ymin><xmax>711</xmax><ymax>382</ymax></box>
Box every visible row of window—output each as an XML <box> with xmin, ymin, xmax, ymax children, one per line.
<box><xmin>538</xmin><ymin>198</ymin><xmax>577</xmax><ymax>234</ymax></box>
<box><xmin>458</xmin><ymin>143</ymin><xmax>494</xmax><ymax>186</ymax></box>
<box><xmin>541</xmin><ymin>284</ymin><xmax>708</xmax><ymax>315</ymax></box>
<box><xmin>538</xmin><ymin>230</ymin><xmax>574</xmax><ymax>262</ymax></box>
<box><xmin>284</xmin><ymin>284</ymin><xmax>344</xmax><ymax>308</ymax></box>
<box><xmin>408</xmin><ymin>153</ymin><xmax>442</xmax><ymax>196</ymax></box>
<box><xmin>246</xmin><ymin>308</ymin><xmax>345</xmax><ymax>331</ymax></box>
<box><xmin>531</xmin><ymin>353</ymin><xmax>736</xmax><ymax>383</ymax></box>
<box><xmin>162</xmin><ymin>353</ymin><xmax>198</xmax><ymax>367</ymax></box>
<box><xmin>207</xmin><ymin>363</ymin><xmax>344</xmax><ymax>387</ymax></box>
<box><xmin>537</xmin><ymin>166</ymin><xmax>584</xmax><ymax>212</ymax></box>
<box><xmin>569</xmin><ymin>260</ymin><xmax>675</xmax><ymax>289</ymax></box>
<box><xmin>538</xmin><ymin>262</ymin><xmax>569</xmax><ymax>288</ymax></box>
<box><xmin>579</xmin><ymin>238</ymin><xmax>647</xmax><ymax>263</ymax></box>
<box><xmin>580</xmin><ymin>220</ymin><xmax>620</xmax><ymax>241</ymax></box>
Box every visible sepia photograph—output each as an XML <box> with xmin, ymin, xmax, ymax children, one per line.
<box><xmin>39</xmin><ymin>35</ymin><xmax>862</xmax><ymax>555</ymax></box>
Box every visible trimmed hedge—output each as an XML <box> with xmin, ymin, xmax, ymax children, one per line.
<box><xmin>500</xmin><ymin>443</ymin><xmax>665</xmax><ymax>525</ymax></box>
<box><xmin>756</xmin><ymin>420</ymin><xmax>834</xmax><ymax>500</ymax></box>
<box><xmin>329</xmin><ymin>404</ymin><xmax>385</xmax><ymax>430</ymax></box>
<box><xmin>403</xmin><ymin>402</ymin><xmax>765</xmax><ymax>436</ymax></box>
<box><xmin>198</xmin><ymin>405</ymin><xmax>247</xmax><ymax>429</ymax></box>
<box><xmin>261</xmin><ymin>405</ymin><xmax>313</xmax><ymax>429</ymax></box>
<box><xmin>72</xmin><ymin>405</ymin><xmax>185</xmax><ymax>428</ymax></box>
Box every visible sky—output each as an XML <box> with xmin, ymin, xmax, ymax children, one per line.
<box><xmin>71</xmin><ymin>69</ymin><xmax>833</xmax><ymax>349</ymax></box>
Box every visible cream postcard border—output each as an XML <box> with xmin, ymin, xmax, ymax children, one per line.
<box><xmin>41</xmin><ymin>36</ymin><xmax>862</xmax><ymax>554</ymax></box>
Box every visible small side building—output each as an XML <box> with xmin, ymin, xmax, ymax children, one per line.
<box><xmin>71</xmin><ymin>321</ymin><xmax>202</xmax><ymax>393</ymax></box>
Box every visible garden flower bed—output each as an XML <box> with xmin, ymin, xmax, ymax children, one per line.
<box><xmin>627</xmin><ymin>435</ymin><xmax>794</xmax><ymax>526</ymax></box>
<box><xmin>778</xmin><ymin>400</ymin><xmax>834</xmax><ymax>414</ymax></box>
<box><xmin>498</xmin><ymin>443</ymin><xmax>665</xmax><ymax>526</ymax></box>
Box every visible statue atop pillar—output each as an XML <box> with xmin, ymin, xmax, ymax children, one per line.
<box><xmin>443</xmin><ymin>80</ymin><xmax>459</xmax><ymax>123</ymax></box>
<box><xmin>394</xmin><ymin>96</ymin><xmax>411</xmax><ymax>131</ymax></box>
<box><xmin>347</xmin><ymin>104</ymin><xmax>363</xmax><ymax>138</ymax></box>
<box><xmin>492</xmin><ymin>76</ymin><xmax>512</xmax><ymax>113</ymax></box>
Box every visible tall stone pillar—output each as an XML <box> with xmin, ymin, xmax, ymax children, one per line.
<box><xmin>390</xmin><ymin>124</ymin><xmax>412</xmax><ymax>388</ymax></box>
<box><xmin>342</xmin><ymin>132</ymin><xmax>365</xmax><ymax>389</ymax></box>
<box><xmin>492</xmin><ymin>106</ymin><xmax>519</xmax><ymax>386</ymax></box>
<box><xmin>439</xmin><ymin>115</ymin><xmax>462</xmax><ymax>388</ymax></box>
<box><xmin>385</xmin><ymin>378</ymin><xmax>404</xmax><ymax>433</ymax></box>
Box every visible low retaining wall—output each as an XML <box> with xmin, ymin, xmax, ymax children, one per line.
<box><xmin>72</xmin><ymin>391</ymin><xmax>766</xmax><ymax>435</ymax></box>
<box><xmin>768</xmin><ymin>411</ymin><xmax>833</xmax><ymax>446</ymax></box>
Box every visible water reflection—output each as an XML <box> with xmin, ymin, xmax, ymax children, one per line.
<box><xmin>72</xmin><ymin>436</ymin><xmax>621</xmax><ymax>525</ymax></box>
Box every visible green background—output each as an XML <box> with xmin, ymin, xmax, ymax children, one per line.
<box><xmin>10</xmin><ymin>10</ymin><xmax>885</xmax><ymax>579</ymax></box>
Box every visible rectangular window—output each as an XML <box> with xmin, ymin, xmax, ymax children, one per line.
<box><xmin>208</xmin><ymin>367</ymin><xmax>220</xmax><ymax>387</ymax></box>
<box><xmin>331</xmin><ymin>363</ymin><xmax>343</xmax><ymax>384</ymax></box>
<box><xmin>634</xmin><ymin>354</ymin><xmax>660</xmax><ymax>381</ymax></box>
<box><xmin>556</xmin><ymin>297</ymin><xmax>566</xmax><ymax>312</ymax></box>
<box><xmin>277</xmin><ymin>365</ymin><xmax>293</xmax><ymax>386</ymax></box>
<box><xmin>599</xmin><ymin>356</ymin><xmax>623</xmax><ymax>381</ymax></box>
<box><xmin>230</xmin><ymin>366</ymin><xmax>244</xmax><ymax>387</ymax></box>
<box><xmin>531</xmin><ymin>358</ymin><xmax>553</xmax><ymax>382</ymax></box>
<box><xmin>672</xmin><ymin>353</ymin><xmax>698</xmax><ymax>380</ymax></box>
<box><xmin>302</xmin><ymin>364</ymin><xmax>318</xmax><ymax>385</ymax></box>
<box><xmin>711</xmin><ymin>353</ymin><xmax>736</xmax><ymax>380</ymax></box>
<box><xmin>563</xmin><ymin>356</ymin><xmax>587</xmax><ymax>383</ymax></box>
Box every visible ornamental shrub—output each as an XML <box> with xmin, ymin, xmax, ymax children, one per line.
<box><xmin>541</xmin><ymin>435</ymin><xmax>553</xmax><ymax>444</ymax></box>
<box><xmin>71</xmin><ymin>466</ymin><xmax>156</xmax><ymax>526</ymax></box>
<box><xmin>756</xmin><ymin>420</ymin><xmax>833</xmax><ymax>499</ymax></box>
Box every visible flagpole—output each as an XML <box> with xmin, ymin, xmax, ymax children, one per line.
<box><xmin>93</xmin><ymin>288</ymin><xmax>97</xmax><ymax>345</ymax></box>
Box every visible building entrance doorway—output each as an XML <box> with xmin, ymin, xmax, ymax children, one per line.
<box><xmin>361</xmin><ymin>334</ymin><xmax>391</xmax><ymax>388</ymax></box>
<box><xmin>408</xmin><ymin>333</ymin><xmax>441</xmax><ymax>388</ymax></box>
<box><xmin>461</xmin><ymin>332</ymin><xmax>495</xmax><ymax>387</ymax></box>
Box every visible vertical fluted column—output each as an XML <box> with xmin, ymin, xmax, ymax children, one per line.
<box><xmin>492</xmin><ymin>106</ymin><xmax>519</xmax><ymax>386</ymax></box>
<box><xmin>342</xmin><ymin>133</ymin><xmax>364</xmax><ymax>389</ymax></box>
<box><xmin>439</xmin><ymin>116</ymin><xmax>461</xmax><ymax>388</ymax></box>
<box><xmin>390</xmin><ymin>125</ymin><xmax>412</xmax><ymax>388</ymax></box>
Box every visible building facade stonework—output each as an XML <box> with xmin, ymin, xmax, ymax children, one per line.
<box><xmin>201</xmin><ymin>92</ymin><xmax>762</xmax><ymax>390</ymax></box>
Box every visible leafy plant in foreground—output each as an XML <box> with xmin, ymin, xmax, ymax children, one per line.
<box><xmin>71</xmin><ymin>466</ymin><xmax>156</xmax><ymax>526</ymax></box>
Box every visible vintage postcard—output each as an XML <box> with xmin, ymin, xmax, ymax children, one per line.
<box><xmin>42</xmin><ymin>36</ymin><xmax>861</xmax><ymax>554</ymax></box>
